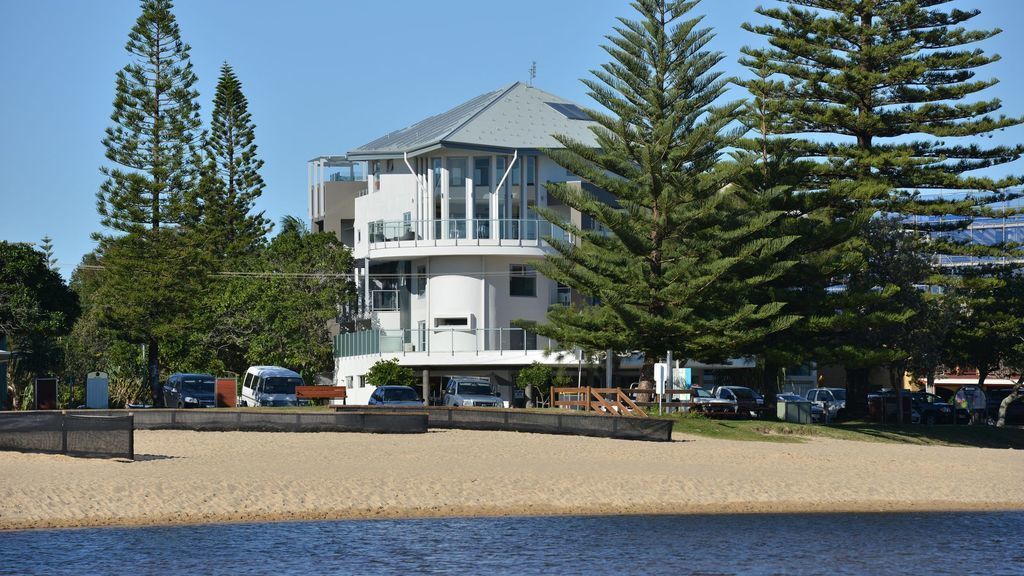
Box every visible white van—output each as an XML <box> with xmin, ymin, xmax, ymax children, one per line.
<box><xmin>240</xmin><ymin>366</ymin><xmax>304</xmax><ymax>407</ymax></box>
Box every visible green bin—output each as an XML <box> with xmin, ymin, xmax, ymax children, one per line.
<box><xmin>777</xmin><ymin>399</ymin><xmax>811</xmax><ymax>424</ymax></box>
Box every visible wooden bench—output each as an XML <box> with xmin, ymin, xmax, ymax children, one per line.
<box><xmin>295</xmin><ymin>386</ymin><xmax>347</xmax><ymax>405</ymax></box>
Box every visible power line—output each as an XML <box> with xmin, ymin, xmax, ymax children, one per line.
<box><xmin>76</xmin><ymin>265</ymin><xmax>548</xmax><ymax>280</ymax></box>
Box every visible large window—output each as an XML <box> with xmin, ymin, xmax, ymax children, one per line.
<box><xmin>509</xmin><ymin>264</ymin><xmax>536</xmax><ymax>297</ymax></box>
<box><xmin>473</xmin><ymin>157</ymin><xmax>490</xmax><ymax>187</ymax></box>
<box><xmin>473</xmin><ymin>157</ymin><xmax>491</xmax><ymax>238</ymax></box>
<box><xmin>447</xmin><ymin>157</ymin><xmax>467</xmax><ymax>238</ymax></box>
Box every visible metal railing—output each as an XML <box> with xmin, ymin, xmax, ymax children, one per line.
<box><xmin>334</xmin><ymin>327</ymin><xmax>550</xmax><ymax>358</ymax></box>
<box><xmin>366</xmin><ymin>218</ymin><xmax>572</xmax><ymax>247</ymax></box>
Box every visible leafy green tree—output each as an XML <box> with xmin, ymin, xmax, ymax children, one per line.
<box><xmin>365</xmin><ymin>358</ymin><xmax>416</xmax><ymax>387</ymax></box>
<box><xmin>946</xmin><ymin>270</ymin><xmax>1024</xmax><ymax>388</ymax></box>
<box><xmin>193</xmin><ymin>62</ymin><xmax>272</xmax><ymax>263</ymax></box>
<box><xmin>515</xmin><ymin>361</ymin><xmax>552</xmax><ymax>407</ymax></box>
<box><xmin>0</xmin><ymin>242</ymin><xmax>79</xmax><ymax>408</ymax></box>
<box><xmin>95</xmin><ymin>0</ymin><xmax>203</xmax><ymax>405</ymax></box>
<box><xmin>207</xmin><ymin>216</ymin><xmax>355</xmax><ymax>384</ymax></box>
<box><xmin>730</xmin><ymin>53</ymin><xmax>882</xmax><ymax>401</ymax></box>
<box><xmin>742</xmin><ymin>0</ymin><xmax>1024</xmax><ymax>413</ymax></box>
<box><xmin>531</xmin><ymin>0</ymin><xmax>799</xmax><ymax>382</ymax></box>
<box><xmin>39</xmin><ymin>235</ymin><xmax>58</xmax><ymax>272</ymax></box>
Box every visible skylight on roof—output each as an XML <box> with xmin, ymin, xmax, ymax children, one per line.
<box><xmin>546</xmin><ymin>102</ymin><xmax>591</xmax><ymax>121</ymax></box>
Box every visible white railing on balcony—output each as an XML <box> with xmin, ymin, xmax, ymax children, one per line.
<box><xmin>367</xmin><ymin>218</ymin><xmax>572</xmax><ymax>249</ymax></box>
<box><xmin>335</xmin><ymin>327</ymin><xmax>552</xmax><ymax>358</ymax></box>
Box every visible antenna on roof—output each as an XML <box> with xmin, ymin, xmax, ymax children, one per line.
<box><xmin>529</xmin><ymin>61</ymin><xmax>537</xmax><ymax>86</ymax></box>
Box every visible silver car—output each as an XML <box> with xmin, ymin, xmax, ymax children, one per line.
<box><xmin>443</xmin><ymin>377</ymin><xmax>501</xmax><ymax>408</ymax></box>
<box><xmin>806</xmin><ymin>387</ymin><xmax>847</xmax><ymax>420</ymax></box>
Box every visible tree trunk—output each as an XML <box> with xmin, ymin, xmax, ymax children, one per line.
<box><xmin>635</xmin><ymin>353</ymin><xmax>656</xmax><ymax>404</ymax></box>
<box><xmin>149</xmin><ymin>338</ymin><xmax>161</xmax><ymax>407</ymax></box>
<box><xmin>997</xmin><ymin>375</ymin><xmax>1024</xmax><ymax>428</ymax></box>
<box><xmin>761</xmin><ymin>360</ymin><xmax>780</xmax><ymax>401</ymax></box>
<box><xmin>892</xmin><ymin>363</ymin><xmax>904</xmax><ymax>426</ymax></box>
<box><xmin>846</xmin><ymin>367</ymin><xmax>869</xmax><ymax>419</ymax></box>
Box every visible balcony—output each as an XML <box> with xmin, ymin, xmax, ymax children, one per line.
<box><xmin>366</xmin><ymin>218</ymin><xmax>572</xmax><ymax>252</ymax></box>
<box><xmin>334</xmin><ymin>327</ymin><xmax>550</xmax><ymax>359</ymax></box>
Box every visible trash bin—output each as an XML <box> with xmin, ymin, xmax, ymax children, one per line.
<box><xmin>777</xmin><ymin>398</ymin><xmax>811</xmax><ymax>424</ymax></box>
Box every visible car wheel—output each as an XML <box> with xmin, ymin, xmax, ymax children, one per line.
<box><xmin>924</xmin><ymin>413</ymin><xmax>936</xmax><ymax>426</ymax></box>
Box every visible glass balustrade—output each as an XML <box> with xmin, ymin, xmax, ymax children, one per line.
<box><xmin>366</xmin><ymin>219</ymin><xmax>571</xmax><ymax>246</ymax></box>
<box><xmin>334</xmin><ymin>327</ymin><xmax>550</xmax><ymax>358</ymax></box>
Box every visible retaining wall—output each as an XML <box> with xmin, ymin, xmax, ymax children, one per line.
<box><xmin>65</xmin><ymin>409</ymin><xmax>427</xmax><ymax>434</ymax></box>
<box><xmin>337</xmin><ymin>406</ymin><xmax>673</xmax><ymax>442</ymax></box>
<box><xmin>0</xmin><ymin>412</ymin><xmax>134</xmax><ymax>459</ymax></box>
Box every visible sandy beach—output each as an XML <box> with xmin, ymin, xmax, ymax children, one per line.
<box><xmin>1</xmin><ymin>429</ymin><xmax>1022</xmax><ymax>530</ymax></box>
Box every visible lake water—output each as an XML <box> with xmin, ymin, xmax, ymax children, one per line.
<box><xmin>1</xmin><ymin>512</ymin><xmax>1021</xmax><ymax>575</ymax></box>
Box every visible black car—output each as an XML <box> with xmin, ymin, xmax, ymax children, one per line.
<box><xmin>163</xmin><ymin>373</ymin><xmax>216</xmax><ymax>408</ymax></box>
<box><xmin>368</xmin><ymin>385</ymin><xmax>423</xmax><ymax>406</ymax></box>
<box><xmin>910</xmin><ymin>392</ymin><xmax>953</xmax><ymax>425</ymax></box>
<box><xmin>985</xmin><ymin>389</ymin><xmax>1024</xmax><ymax>425</ymax></box>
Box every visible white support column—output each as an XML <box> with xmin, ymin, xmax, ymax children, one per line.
<box><xmin>466</xmin><ymin>155</ymin><xmax>474</xmax><ymax>240</ymax></box>
<box><xmin>317</xmin><ymin>160</ymin><xmax>324</xmax><ymax>218</ymax></box>
<box><xmin>440</xmin><ymin>161</ymin><xmax>449</xmax><ymax>239</ymax></box>
<box><xmin>426</xmin><ymin>161</ymin><xmax>434</xmax><ymax>241</ymax></box>
<box><xmin>307</xmin><ymin>161</ymin><xmax>314</xmax><ymax>220</ymax></box>
<box><xmin>490</xmin><ymin>155</ymin><xmax>498</xmax><ymax>241</ymax></box>
<box><xmin>363</xmin><ymin>257</ymin><xmax>371</xmax><ymax>315</ymax></box>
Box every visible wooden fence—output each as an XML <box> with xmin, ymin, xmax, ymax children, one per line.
<box><xmin>550</xmin><ymin>387</ymin><xmax>648</xmax><ymax>418</ymax></box>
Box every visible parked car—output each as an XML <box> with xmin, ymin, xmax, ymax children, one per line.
<box><xmin>713</xmin><ymin>386</ymin><xmax>764</xmax><ymax>417</ymax></box>
<box><xmin>805</xmin><ymin>388</ymin><xmax>847</xmax><ymax>420</ymax></box>
<box><xmin>240</xmin><ymin>366</ymin><xmax>304</xmax><ymax>407</ymax></box>
<box><xmin>690</xmin><ymin>387</ymin><xmax>738</xmax><ymax>414</ymax></box>
<box><xmin>984</xmin><ymin>389</ymin><xmax>1024</xmax><ymax>425</ymax></box>
<box><xmin>443</xmin><ymin>376</ymin><xmax>502</xmax><ymax>408</ymax></box>
<box><xmin>776</xmin><ymin>393</ymin><xmax>824</xmax><ymax>422</ymax></box>
<box><xmin>910</xmin><ymin>392</ymin><xmax>953</xmax><ymax>425</ymax></box>
<box><xmin>163</xmin><ymin>373</ymin><xmax>216</xmax><ymax>408</ymax></box>
<box><xmin>369</xmin><ymin>385</ymin><xmax>424</xmax><ymax>407</ymax></box>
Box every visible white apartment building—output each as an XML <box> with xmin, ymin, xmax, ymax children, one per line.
<box><xmin>311</xmin><ymin>82</ymin><xmax>601</xmax><ymax>403</ymax></box>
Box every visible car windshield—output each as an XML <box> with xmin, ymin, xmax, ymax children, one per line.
<box><xmin>383</xmin><ymin>388</ymin><xmax>419</xmax><ymax>402</ymax></box>
<box><xmin>831</xmin><ymin>389</ymin><xmax>846</xmax><ymax>401</ymax></box>
<box><xmin>263</xmin><ymin>377</ymin><xmax>302</xmax><ymax>394</ymax></box>
<box><xmin>457</xmin><ymin>383</ymin><xmax>492</xmax><ymax>396</ymax></box>
<box><xmin>694</xmin><ymin>389</ymin><xmax>712</xmax><ymax>398</ymax></box>
<box><xmin>731</xmin><ymin>388</ymin><xmax>756</xmax><ymax>400</ymax></box>
<box><xmin>181</xmin><ymin>380</ymin><xmax>213</xmax><ymax>394</ymax></box>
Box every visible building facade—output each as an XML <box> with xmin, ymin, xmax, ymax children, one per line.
<box><xmin>311</xmin><ymin>82</ymin><xmax>601</xmax><ymax>403</ymax></box>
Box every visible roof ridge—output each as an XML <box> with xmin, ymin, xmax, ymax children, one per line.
<box><xmin>443</xmin><ymin>81</ymin><xmax>523</xmax><ymax>143</ymax></box>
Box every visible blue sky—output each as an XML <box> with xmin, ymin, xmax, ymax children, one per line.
<box><xmin>2</xmin><ymin>0</ymin><xmax>1023</xmax><ymax>278</ymax></box>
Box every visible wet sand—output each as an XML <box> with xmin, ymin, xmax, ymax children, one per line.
<box><xmin>1</xmin><ymin>429</ymin><xmax>1022</xmax><ymax>530</ymax></box>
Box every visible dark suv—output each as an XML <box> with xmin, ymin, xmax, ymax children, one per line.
<box><xmin>163</xmin><ymin>373</ymin><xmax>216</xmax><ymax>408</ymax></box>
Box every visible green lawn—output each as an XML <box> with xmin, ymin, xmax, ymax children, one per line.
<box><xmin>664</xmin><ymin>413</ymin><xmax>1024</xmax><ymax>449</ymax></box>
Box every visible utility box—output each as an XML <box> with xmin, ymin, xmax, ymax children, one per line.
<box><xmin>216</xmin><ymin>377</ymin><xmax>237</xmax><ymax>407</ymax></box>
<box><xmin>777</xmin><ymin>398</ymin><xmax>811</xmax><ymax>424</ymax></box>
<box><xmin>34</xmin><ymin>377</ymin><xmax>58</xmax><ymax>410</ymax></box>
<box><xmin>86</xmin><ymin>371</ymin><xmax>110</xmax><ymax>409</ymax></box>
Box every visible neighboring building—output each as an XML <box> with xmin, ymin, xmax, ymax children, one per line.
<box><xmin>312</xmin><ymin>82</ymin><xmax>603</xmax><ymax>403</ymax></box>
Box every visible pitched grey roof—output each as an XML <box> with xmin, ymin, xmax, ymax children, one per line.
<box><xmin>348</xmin><ymin>82</ymin><xmax>599</xmax><ymax>159</ymax></box>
